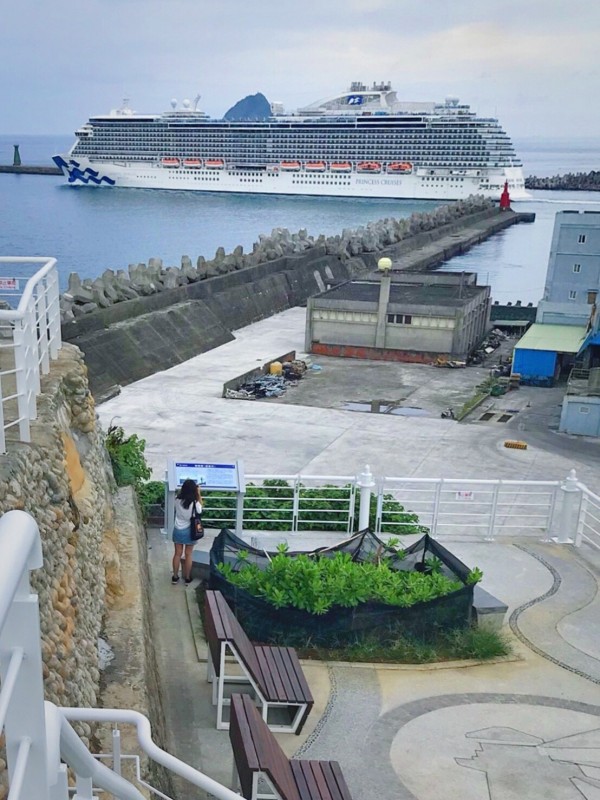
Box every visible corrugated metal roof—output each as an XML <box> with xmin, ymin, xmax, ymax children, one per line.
<box><xmin>514</xmin><ymin>323</ymin><xmax>587</xmax><ymax>353</ymax></box>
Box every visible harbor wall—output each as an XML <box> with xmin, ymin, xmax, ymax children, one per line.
<box><xmin>62</xmin><ymin>204</ymin><xmax>532</xmax><ymax>399</ymax></box>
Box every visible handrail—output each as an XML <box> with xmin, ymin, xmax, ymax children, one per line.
<box><xmin>59</xmin><ymin>707</ymin><xmax>243</xmax><ymax>800</ymax></box>
<box><xmin>45</xmin><ymin>704</ymin><xmax>145</xmax><ymax>800</ymax></box>
<box><xmin>0</xmin><ymin>257</ymin><xmax>57</xmax><ymax>320</ymax></box>
<box><xmin>0</xmin><ymin>510</ymin><xmax>43</xmax><ymax>636</ymax></box>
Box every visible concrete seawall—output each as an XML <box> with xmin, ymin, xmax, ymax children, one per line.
<box><xmin>63</xmin><ymin>208</ymin><xmax>532</xmax><ymax>399</ymax></box>
<box><xmin>0</xmin><ymin>165</ymin><xmax>62</xmax><ymax>175</ymax></box>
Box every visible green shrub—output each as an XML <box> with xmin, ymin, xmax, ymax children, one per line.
<box><xmin>137</xmin><ymin>480</ymin><xmax>165</xmax><ymax>518</ymax></box>
<box><xmin>297</xmin><ymin>626</ymin><xmax>512</xmax><ymax>664</ymax></box>
<box><xmin>105</xmin><ymin>424</ymin><xmax>151</xmax><ymax>488</ymax></box>
<box><xmin>218</xmin><ymin>550</ymin><xmax>463</xmax><ymax>615</ymax></box>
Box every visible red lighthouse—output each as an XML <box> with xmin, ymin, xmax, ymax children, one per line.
<box><xmin>499</xmin><ymin>180</ymin><xmax>511</xmax><ymax>210</ymax></box>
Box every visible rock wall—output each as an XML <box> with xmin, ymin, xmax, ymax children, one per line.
<box><xmin>0</xmin><ymin>344</ymin><xmax>115</xmax><ymax>799</ymax></box>
<box><xmin>60</xmin><ymin>196</ymin><xmax>495</xmax><ymax>323</ymax></box>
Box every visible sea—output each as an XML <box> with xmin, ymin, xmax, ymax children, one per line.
<box><xmin>1</xmin><ymin>134</ymin><xmax>599</xmax><ymax>304</ymax></box>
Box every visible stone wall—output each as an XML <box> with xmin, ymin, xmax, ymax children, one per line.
<box><xmin>60</xmin><ymin>196</ymin><xmax>495</xmax><ymax>324</ymax></box>
<box><xmin>0</xmin><ymin>344</ymin><xmax>115</xmax><ymax>800</ymax></box>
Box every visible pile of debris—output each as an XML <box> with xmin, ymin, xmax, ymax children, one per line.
<box><xmin>225</xmin><ymin>360</ymin><xmax>307</xmax><ymax>400</ymax></box>
<box><xmin>467</xmin><ymin>328</ymin><xmax>508</xmax><ymax>366</ymax></box>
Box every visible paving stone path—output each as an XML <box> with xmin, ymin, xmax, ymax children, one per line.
<box><xmin>290</xmin><ymin>541</ymin><xmax>600</xmax><ymax>800</ymax></box>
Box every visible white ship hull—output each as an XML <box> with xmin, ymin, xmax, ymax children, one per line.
<box><xmin>54</xmin><ymin>157</ymin><xmax>529</xmax><ymax>201</ymax></box>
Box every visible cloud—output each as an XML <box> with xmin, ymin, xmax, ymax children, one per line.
<box><xmin>0</xmin><ymin>0</ymin><xmax>598</xmax><ymax>136</ymax></box>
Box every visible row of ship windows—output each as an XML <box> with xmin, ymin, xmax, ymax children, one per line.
<box><xmin>291</xmin><ymin>179</ymin><xmax>352</xmax><ymax>185</ymax></box>
<box><xmin>89</xmin><ymin>128</ymin><xmax>508</xmax><ymax>139</ymax></box>
<box><xmin>77</xmin><ymin>147</ymin><xmax>501</xmax><ymax>162</ymax></box>
<box><xmin>92</xmin><ymin>125</ymin><xmax>508</xmax><ymax>138</ymax></box>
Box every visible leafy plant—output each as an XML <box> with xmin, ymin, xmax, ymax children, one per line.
<box><xmin>466</xmin><ymin>567</ymin><xmax>484</xmax><ymax>585</ymax></box>
<box><xmin>137</xmin><ymin>480</ymin><xmax>165</xmax><ymax>518</ymax></box>
<box><xmin>105</xmin><ymin>424</ymin><xmax>151</xmax><ymax>488</ymax></box>
<box><xmin>217</xmin><ymin>550</ymin><xmax>464</xmax><ymax>615</ymax></box>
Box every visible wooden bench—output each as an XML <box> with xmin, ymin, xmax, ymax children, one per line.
<box><xmin>204</xmin><ymin>590</ymin><xmax>314</xmax><ymax>733</ymax></box>
<box><xmin>230</xmin><ymin>692</ymin><xmax>352</xmax><ymax>800</ymax></box>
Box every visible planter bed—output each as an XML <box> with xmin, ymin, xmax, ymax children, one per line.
<box><xmin>209</xmin><ymin>529</ymin><xmax>474</xmax><ymax>647</ymax></box>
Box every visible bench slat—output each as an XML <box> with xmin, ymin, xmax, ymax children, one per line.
<box><xmin>277</xmin><ymin>647</ymin><xmax>311</xmax><ymax>703</ymax></box>
<box><xmin>292</xmin><ymin>760</ymin><xmax>321</xmax><ymax>800</ymax></box>
<box><xmin>254</xmin><ymin>646</ymin><xmax>280</xmax><ymax>700</ymax></box>
<box><xmin>309</xmin><ymin>762</ymin><xmax>334</xmax><ymax>800</ymax></box>
<box><xmin>232</xmin><ymin>694</ymin><xmax>300</xmax><ymax>800</ymax></box>
<box><xmin>319</xmin><ymin>761</ymin><xmax>347</xmax><ymax>800</ymax></box>
<box><xmin>269</xmin><ymin>646</ymin><xmax>298</xmax><ymax>702</ymax></box>
<box><xmin>329</xmin><ymin>762</ymin><xmax>352</xmax><ymax>800</ymax></box>
<box><xmin>211</xmin><ymin>591</ymin><xmax>264</xmax><ymax>682</ymax></box>
<box><xmin>285</xmin><ymin>647</ymin><xmax>314</xmax><ymax>702</ymax></box>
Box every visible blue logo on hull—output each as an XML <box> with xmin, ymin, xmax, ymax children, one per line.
<box><xmin>53</xmin><ymin>155</ymin><xmax>116</xmax><ymax>186</ymax></box>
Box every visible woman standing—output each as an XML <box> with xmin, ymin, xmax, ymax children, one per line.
<box><xmin>172</xmin><ymin>478</ymin><xmax>203</xmax><ymax>585</ymax></box>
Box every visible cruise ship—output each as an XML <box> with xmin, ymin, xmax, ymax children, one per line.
<box><xmin>53</xmin><ymin>82</ymin><xmax>528</xmax><ymax>200</ymax></box>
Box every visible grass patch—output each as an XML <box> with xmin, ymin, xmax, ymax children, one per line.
<box><xmin>295</xmin><ymin>626</ymin><xmax>512</xmax><ymax>664</ymax></box>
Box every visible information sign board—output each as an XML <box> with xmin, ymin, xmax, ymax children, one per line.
<box><xmin>168</xmin><ymin>460</ymin><xmax>243</xmax><ymax>491</ymax></box>
<box><xmin>0</xmin><ymin>278</ymin><xmax>19</xmax><ymax>291</ymax></box>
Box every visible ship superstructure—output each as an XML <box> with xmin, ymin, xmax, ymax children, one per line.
<box><xmin>54</xmin><ymin>82</ymin><xmax>528</xmax><ymax>200</ymax></box>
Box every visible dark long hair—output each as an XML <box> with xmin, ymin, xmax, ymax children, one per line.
<box><xmin>177</xmin><ymin>479</ymin><xmax>198</xmax><ymax>509</ymax></box>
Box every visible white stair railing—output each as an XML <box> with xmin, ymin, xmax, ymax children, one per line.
<box><xmin>0</xmin><ymin>509</ymin><xmax>253</xmax><ymax>800</ymax></box>
<box><xmin>0</xmin><ymin>257</ymin><xmax>62</xmax><ymax>452</ymax></box>
<box><xmin>0</xmin><ymin>509</ymin><xmax>51</xmax><ymax>800</ymax></box>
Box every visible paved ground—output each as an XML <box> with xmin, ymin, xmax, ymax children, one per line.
<box><xmin>97</xmin><ymin>306</ymin><xmax>600</xmax><ymax>488</ymax></box>
<box><xmin>147</xmin><ymin>526</ymin><xmax>600</xmax><ymax>800</ymax></box>
<box><xmin>98</xmin><ymin>307</ymin><xmax>600</xmax><ymax>799</ymax></box>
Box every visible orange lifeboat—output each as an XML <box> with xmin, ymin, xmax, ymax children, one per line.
<box><xmin>357</xmin><ymin>161</ymin><xmax>381</xmax><ymax>173</ymax></box>
<box><xmin>161</xmin><ymin>157</ymin><xmax>180</xmax><ymax>168</ymax></box>
<box><xmin>330</xmin><ymin>162</ymin><xmax>352</xmax><ymax>173</ymax></box>
<box><xmin>205</xmin><ymin>158</ymin><xmax>225</xmax><ymax>169</ymax></box>
<box><xmin>305</xmin><ymin>161</ymin><xmax>327</xmax><ymax>172</ymax></box>
<box><xmin>387</xmin><ymin>161</ymin><xmax>412</xmax><ymax>174</ymax></box>
<box><xmin>183</xmin><ymin>158</ymin><xmax>202</xmax><ymax>168</ymax></box>
<box><xmin>280</xmin><ymin>161</ymin><xmax>302</xmax><ymax>171</ymax></box>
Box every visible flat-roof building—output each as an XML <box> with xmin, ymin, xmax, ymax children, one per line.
<box><xmin>306</xmin><ymin>271</ymin><xmax>491</xmax><ymax>363</ymax></box>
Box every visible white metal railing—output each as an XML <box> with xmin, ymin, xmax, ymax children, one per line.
<box><xmin>196</xmin><ymin>468</ymin><xmax>597</xmax><ymax>545</ymax></box>
<box><xmin>0</xmin><ymin>510</ymin><xmax>48</xmax><ymax>800</ymax></box>
<box><xmin>576</xmin><ymin>483</ymin><xmax>600</xmax><ymax>551</ymax></box>
<box><xmin>0</xmin><ymin>509</ymin><xmax>250</xmax><ymax>800</ymax></box>
<box><xmin>0</xmin><ymin>257</ymin><xmax>62</xmax><ymax>452</ymax></box>
<box><xmin>202</xmin><ymin>473</ymin><xmax>358</xmax><ymax>535</ymax></box>
<box><xmin>376</xmin><ymin>477</ymin><xmax>561</xmax><ymax>540</ymax></box>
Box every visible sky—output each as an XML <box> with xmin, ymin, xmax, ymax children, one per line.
<box><xmin>1</xmin><ymin>0</ymin><xmax>599</xmax><ymax>140</ymax></box>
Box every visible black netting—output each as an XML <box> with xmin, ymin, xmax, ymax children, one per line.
<box><xmin>209</xmin><ymin>529</ymin><xmax>474</xmax><ymax>646</ymax></box>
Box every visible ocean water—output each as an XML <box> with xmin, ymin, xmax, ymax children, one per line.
<box><xmin>1</xmin><ymin>134</ymin><xmax>599</xmax><ymax>303</ymax></box>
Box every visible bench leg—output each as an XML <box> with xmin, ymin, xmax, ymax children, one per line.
<box><xmin>216</xmin><ymin>647</ymin><xmax>227</xmax><ymax>730</ymax></box>
<box><xmin>260</xmin><ymin>702</ymin><xmax>308</xmax><ymax>734</ymax></box>
<box><xmin>207</xmin><ymin>656</ymin><xmax>214</xmax><ymax>683</ymax></box>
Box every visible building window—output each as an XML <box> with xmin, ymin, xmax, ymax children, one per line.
<box><xmin>387</xmin><ymin>314</ymin><xmax>413</xmax><ymax>325</ymax></box>
<box><xmin>569</xmin><ymin>290</ymin><xmax>577</xmax><ymax>300</ymax></box>
<box><xmin>579</xmin><ymin>406</ymin><xmax>590</xmax><ymax>414</ymax></box>
<box><xmin>573</xmin><ymin>264</ymin><xmax>581</xmax><ymax>273</ymax></box>
<box><xmin>588</xmin><ymin>291</ymin><xmax>598</xmax><ymax>305</ymax></box>
<box><xmin>578</xmin><ymin>234</ymin><xmax>586</xmax><ymax>243</ymax></box>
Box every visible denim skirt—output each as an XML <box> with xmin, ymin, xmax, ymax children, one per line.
<box><xmin>172</xmin><ymin>525</ymin><xmax>195</xmax><ymax>545</ymax></box>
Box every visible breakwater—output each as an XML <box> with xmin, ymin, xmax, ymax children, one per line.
<box><xmin>60</xmin><ymin>199</ymin><xmax>533</xmax><ymax>398</ymax></box>
<box><xmin>0</xmin><ymin>165</ymin><xmax>62</xmax><ymax>175</ymax></box>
